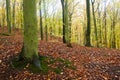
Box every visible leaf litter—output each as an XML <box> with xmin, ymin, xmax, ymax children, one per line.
<box><xmin>0</xmin><ymin>29</ymin><xmax>120</xmax><ymax>80</ymax></box>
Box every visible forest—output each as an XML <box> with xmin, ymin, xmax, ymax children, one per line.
<box><xmin>0</xmin><ymin>0</ymin><xmax>120</xmax><ymax>80</ymax></box>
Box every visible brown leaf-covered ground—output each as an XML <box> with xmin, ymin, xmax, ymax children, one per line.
<box><xmin>0</xmin><ymin>28</ymin><xmax>120</xmax><ymax>80</ymax></box>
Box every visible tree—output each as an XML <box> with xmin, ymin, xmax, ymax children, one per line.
<box><xmin>12</xmin><ymin>0</ymin><xmax>16</xmax><ymax>31</ymax></box>
<box><xmin>39</xmin><ymin>0</ymin><xmax>43</xmax><ymax>40</ymax></box>
<box><xmin>61</xmin><ymin>0</ymin><xmax>67</xmax><ymax>43</ymax></box>
<box><xmin>96</xmin><ymin>1</ymin><xmax>102</xmax><ymax>47</ymax></box>
<box><xmin>6</xmin><ymin>0</ymin><xmax>11</xmax><ymax>33</ymax></box>
<box><xmin>67</xmin><ymin>0</ymin><xmax>79</xmax><ymax>47</ymax></box>
<box><xmin>109</xmin><ymin>0</ymin><xmax>119</xmax><ymax>48</ymax></box>
<box><xmin>91</xmin><ymin>0</ymin><xmax>98</xmax><ymax>47</ymax></box>
<box><xmin>103</xmin><ymin>0</ymin><xmax>107</xmax><ymax>47</ymax></box>
<box><xmin>52</xmin><ymin>7</ymin><xmax>56</xmax><ymax>36</ymax></box>
<box><xmin>19</xmin><ymin>0</ymin><xmax>41</xmax><ymax>68</ymax></box>
<box><xmin>43</xmin><ymin>0</ymin><xmax>48</xmax><ymax>41</ymax></box>
<box><xmin>85</xmin><ymin>0</ymin><xmax>91</xmax><ymax>46</ymax></box>
<box><xmin>61</xmin><ymin>0</ymin><xmax>69</xmax><ymax>45</ymax></box>
<box><xmin>1</xmin><ymin>2</ymin><xmax>6</xmax><ymax>28</ymax></box>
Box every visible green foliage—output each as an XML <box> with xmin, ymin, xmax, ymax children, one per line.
<box><xmin>56</xmin><ymin>58</ymin><xmax>76</xmax><ymax>70</ymax></box>
<box><xmin>53</xmin><ymin>67</ymin><xmax>61</xmax><ymax>74</ymax></box>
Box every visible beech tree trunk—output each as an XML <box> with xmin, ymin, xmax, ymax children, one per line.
<box><xmin>19</xmin><ymin>0</ymin><xmax>40</xmax><ymax>68</ymax></box>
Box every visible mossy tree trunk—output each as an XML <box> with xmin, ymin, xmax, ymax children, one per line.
<box><xmin>85</xmin><ymin>0</ymin><xmax>91</xmax><ymax>46</ymax></box>
<box><xmin>6</xmin><ymin>0</ymin><xmax>11</xmax><ymax>33</ymax></box>
<box><xmin>19</xmin><ymin>0</ymin><xmax>40</xmax><ymax>68</ymax></box>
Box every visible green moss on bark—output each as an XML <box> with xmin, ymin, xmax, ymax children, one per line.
<box><xmin>19</xmin><ymin>0</ymin><xmax>40</xmax><ymax>68</ymax></box>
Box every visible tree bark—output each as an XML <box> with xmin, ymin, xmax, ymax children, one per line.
<box><xmin>39</xmin><ymin>0</ymin><xmax>43</xmax><ymax>40</ymax></box>
<box><xmin>6</xmin><ymin>0</ymin><xmax>11</xmax><ymax>33</ymax></box>
<box><xmin>61</xmin><ymin>0</ymin><xmax>67</xmax><ymax>43</ymax></box>
<box><xmin>85</xmin><ymin>0</ymin><xmax>91</xmax><ymax>46</ymax></box>
<box><xmin>12</xmin><ymin>0</ymin><xmax>16</xmax><ymax>31</ymax></box>
<box><xmin>20</xmin><ymin>0</ymin><xmax>41</xmax><ymax>68</ymax></box>
<box><xmin>43</xmin><ymin>0</ymin><xmax>48</xmax><ymax>41</ymax></box>
<box><xmin>91</xmin><ymin>0</ymin><xmax>98</xmax><ymax>47</ymax></box>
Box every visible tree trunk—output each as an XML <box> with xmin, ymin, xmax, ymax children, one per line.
<box><xmin>67</xmin><ymin>14</ymin><xmax>72</xmax><ymax>47</ymax></box>
<box><xmin>85</xmin><ymin>0</ymin><xmax>91</xmax><ymax>46</ymax></box>
<box><xmin>91</xmin><ymin>0</ymin><xmax>98</xmax><ymax>47</ymax></box>
<box><xmin>61</xmin><ymin>0</ymin><xmax>67</xmax><ymax>43</ymax></box>
<box><xmin>6</xmin><ymin>0</ymin><xmax>11</xmax><ymax>33</ymax></box>
<box><xmin>19</xmin><ymin>0</ymin><xmax>40</xmax><ymax>68</ymax></box>
<box><xmin>20</xmin><ymin>2</ymin><xmax>23</xmax><ymax>29</ymax></box>
<box><xmin>103</xmin><ymin>1</ymin><xmax>107</xmax><ymax>47</ymax></box>
<box><xmin>61</xmin><ymin>0</ymin><xmax>70</xmax><ymax>45</ymax></box>
<box><xmin>43</xmin><ymin>0</ymin><xmax>48</xmax><ymax>41</ymax></box>
<box><xmin>12</xmin><ymin>0</ymin><xmax>16</xmax><ymax>31</ymax></box>
<box><xmin>39</xmin><ymin>0</ymin><xmax>43</xmax><ymax>40</ymax></box>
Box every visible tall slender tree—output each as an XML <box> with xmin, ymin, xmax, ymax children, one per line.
<box><xmin>67</xmin><ymin>1</ymin><xmax>79</xmax><ymax>47</ymax></box>
<box><xmin>97</xmin><ymin>2</ymin><xmax>102</xmax><ymax>47</ymax></box>
<box><xmin>12</xmin><ymin>0</ymin><xmax>16</xmax><ymax>30</ymax></box>
<box><xmin>103</xmin><ymin>0</ymin><xmax>107</xmax><ymax>47</ymax></box>
<box><xmin>91</xmin><ymin>0</ymin><xmax>98</xmax><ymax>47</ymax></box>
<box><xmin>61</xmin><ymin>0</ymin><xmax>69</xmax><ymax>45</ymax></box>
<box><xmin>110</xmin><ymin>6</ymin><xmax>118</xmax><ymax>48</ymax></box>
<box><xmin>6</xmin><ymin>0</ymin><xmax>11</xmax><ymax>33</ymax></box>
<box><xmin>1</xmin><ymin>3</ymin><xmax>6</xmax><ymax>28</ymax></box>
<box><xmin>39</xmin><ymin>0</ymin><xmax>43</xmax><ymax>40</ymax></box>
<box><xmin>43</xmin><ymin>0</ymin><xmax>48</xmax><ymax>41</ymax></box>
<box><xmin>85</xmin><ymin>0</ymin><xmax>91</xmax><ymax>46</ymax></box>
<box><xmin>61</xmin><ymin>0</ymin><xmax>67</xmax><ymax>43</ymax></box>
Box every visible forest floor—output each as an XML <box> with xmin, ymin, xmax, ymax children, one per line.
<box><xmin>0</xmin><ymin>28</ymin><xmax>120</xmax><ymax>80</ymax></box>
